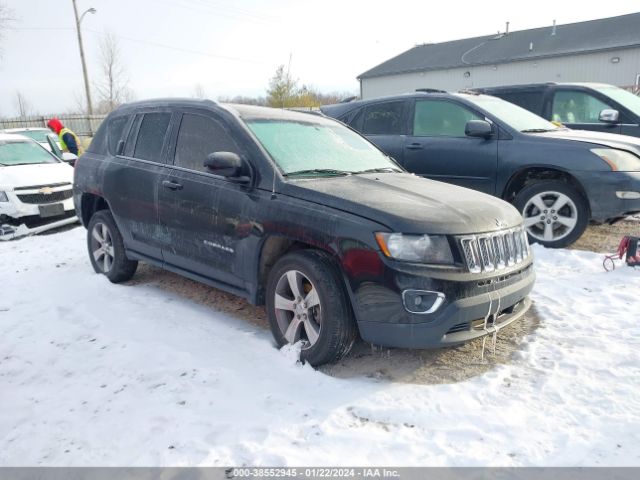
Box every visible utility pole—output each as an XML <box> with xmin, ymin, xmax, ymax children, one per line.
<box><xmin>72</xmin><ymin>0</ymin><xmax>95</xmax><ymax>116</ymax></box>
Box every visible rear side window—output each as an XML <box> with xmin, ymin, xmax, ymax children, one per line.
<box><xmin>362</xmin><ymin>101</ymin><xmax>405</xmax><ymax>135</ymax></box>
<box><xmin>495</xmin><ymin>91</ymin><xmax>544</xmax><ymax>116</ymax></box>
<box><xmin>174</xmin><ymin>113</ymin><xmax>241</xmax><ymax>173</ymax></box>
<box><xmin>108</xmin><ymin>116</ymin><xmax>129</xmax><ymax>155</ymax></box>
<box><xmin>133</xmin><ymin>113</ymin><xmax>171</xmax><ymax>161</ymax></box>
<box><xmin>413</xmin><ymin>100</ymin><xmax>481</xmax><ymax>137</ymax></box>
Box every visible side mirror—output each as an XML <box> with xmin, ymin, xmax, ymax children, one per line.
<box><xmin>599</xmin><ymin>109</ymin><xmax>620</xmax><ymax>124</ymax></box>
<box><xmin>204</xmin><ymin>151</ymin><xmax>250</xmax><ymax>183</ymax></box>
<box><xmin>465</xmin><ymin>120</ymin><xmax>493</xmax><ymax>138</ymax></box>
<box><xmin>62</xmin><ymin>152</ymin><xmax>78</xmax><ymax>166</ymax></box>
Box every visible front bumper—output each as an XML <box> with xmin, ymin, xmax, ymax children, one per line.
<box><xmin>0</xmin><ymin>186</ymin><xmax>77</xmax><ymax>239</ymax></box>
<box><xmin>353</xmin><ymin>260</ymin><xmax>535</xmax><ymax>349</ymax></box>
<box><xmin>577</xmin><ymin>171</ymin><xmax>640</xmax><ymax>222</ymax></box>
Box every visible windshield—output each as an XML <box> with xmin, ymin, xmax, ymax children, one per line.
<box><xmin>245</xmin><ymin>119</ymin><xmax>401</xmax><ymax>176</ymax></box>
<box><xmin>463</xmin><ymin>94</ymin><xmax>561</xmax><ymax>132</ymax></box>
<box><xmin>15</xmin><ymin>129</ymin><xmax>52</xmax><ymax>143</ymax></box>
<box><xmin>593</xmin><ymin>85</ymin><xmax>640</xmax><ymax>117</ymax></box>
<box><xmin>0</xmin><ymin>140</ymin><xmax>59</xmax><ymax>166</ymax></box>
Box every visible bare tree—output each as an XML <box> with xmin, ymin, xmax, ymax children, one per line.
<box><xmin>94</xmin><ymin>32</ymin><xmax>132</xmax><ymax>113</ymax></box>
<box><xmin>192</xmin><ymin>83</ymin><xmax>207</xmax><ymax>99</ymax></box>
<box><xmin>14</xmin><ymin>91</ymin><xmax>31</xmax><ymax>117</ymax></box>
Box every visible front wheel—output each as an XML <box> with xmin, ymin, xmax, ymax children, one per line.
<box><xmin>513</xmin><ymin>180</ymin><xmax>589</xmax><ymax>248</ymax></box>
<box><xmin>265</xmin><ymin>250</ymin><xmax>357</xmax><ymax>366</ymax></box>
<box><xmin>87</xmin><ymin>210</ymin><xmax>138</xmax><ymax>283</ymax></box>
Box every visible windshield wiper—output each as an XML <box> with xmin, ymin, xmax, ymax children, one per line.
<box><xmin>284</xmin><ymin>168</ymin><xmax>352</xmax><ymax>177</ymax></box>
<box><xmin>354</xmin><ymin>167</ymin><xmax>402</xmax><ymax>174</ymax></box>
<box><xmin>521</xmin><ymin>128</ymin><xmax>557</xmax><ymax>133</ymax></box>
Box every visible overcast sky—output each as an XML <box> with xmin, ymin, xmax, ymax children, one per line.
<box><xmin>1</xmin><ymin>0</ymin><xmax>638</xmax><ymax>117</ymax></box>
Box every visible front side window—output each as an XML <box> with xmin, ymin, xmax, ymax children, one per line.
<box><xmin>362</xmin><ymin>101</ymin><xmax>405</xmax><ymax>135</ymax></box>
<box><xmin>133</xmin><ymin>112</ymin><xmax>171</xmax><ymax>161</ymax></box>
<box><xmin>552</xmin><ymin>91</ymin><xmax>612</xmax><ymax>124</ymax></box>
<box><xmin>465</xmin><ymin>94</ymin><xmax>560</xmax><ymax>132</ymax></box>
<box><xmin>593</xmin><ymin>85</ymin><xmax>640</xmax><ymax>118</ymax></box>
<box><xmin>0</xmin><ymin>140</ymin><xmax>58</xmax><ymax>166</ymax></box>
<box><xmin>174</xmin><ymin>113</ymin><xmax>241</xmax><ymax>173</ymax></box>
<box><xmin>246</xmin><ymin>119</ymin><xmax>399</xmax><ymax>176</ymax></box>
<box><xmin>413</xmin><ymin>100</ymin><xmax>482</xmax><ymax>137</ymax></box>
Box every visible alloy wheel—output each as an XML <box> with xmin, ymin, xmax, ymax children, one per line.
<box><xmin>90</xmin><ymin>222</ymin><xmax>115</xmax><ymax>273</ymax></box>
<box><xmin>273</xmin><ymin>270</ymin><xmax>322</xmax><ymax>348</ymax></box>
<box><xmin>522</xmin><ymin>191</ymin><xmax>578</xmax><ymax>243</ymax></box>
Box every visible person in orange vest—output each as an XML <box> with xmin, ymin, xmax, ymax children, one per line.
<box><xmin>47</xmin><ymin>118</ymin><xmax>83</xmax><ymax>156</ymax></box>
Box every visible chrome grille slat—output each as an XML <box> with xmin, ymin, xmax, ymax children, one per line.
<box><xmin>459</xmin><ymin>227</ymin><xmax>530</xmax><ymax>273</ymax></box>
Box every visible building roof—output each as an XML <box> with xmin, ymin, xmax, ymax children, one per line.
<box><xmin>358</xmin><ymin>12</ymin><xmax>640</xmax><ymax>79</ymax></box>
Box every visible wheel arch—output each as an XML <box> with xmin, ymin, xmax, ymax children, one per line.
<box><xmin>253</xmin><ymin>235</ymin><xmax>348</xmax><ymax>306</ymax></box>
<box><xmin>79</xmin><ymin>192</ymin><xmax>111</xmax><ymax>227</ymax></box>
<box><xmin>502</xmin><ymin>167</ymin><xmax>591</xmax><ymax>216</ymax></box>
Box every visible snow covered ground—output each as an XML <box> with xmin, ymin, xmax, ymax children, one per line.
<box><xmin>0</xmin><ymin>226</ymin><xmax>639</xmax><ymax>466</ymax></box>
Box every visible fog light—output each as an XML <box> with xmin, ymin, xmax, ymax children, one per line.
<box><xmin>402</xmin><ymin>290</ymin><xmax>445</xmax><ymax>314</ymax></box>
<box><xmin>616</xmin><ymin>191</ymin><xmax>640</xmax><ymax>200</ymax></box>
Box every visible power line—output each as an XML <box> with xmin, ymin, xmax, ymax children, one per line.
<box><xmin>8</xmin><ymin>27</ymin><xmax>265</xmax><ymax>64</ymax></box>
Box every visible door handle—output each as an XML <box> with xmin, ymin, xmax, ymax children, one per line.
<box><xmin>405</xmin><ymin>142</ymin><xmax>423</xmax><ymax>150</ymax></box>
<box><xmin>162</xmin><ymin>180</ymin><xmax>183</xmax><ymax>191</ymax></box>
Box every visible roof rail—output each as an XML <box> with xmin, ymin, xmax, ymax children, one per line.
<box><xmin>415</xmin><ymin>88</ymin><xmax>447</xmax><ymax>93</ymax></box>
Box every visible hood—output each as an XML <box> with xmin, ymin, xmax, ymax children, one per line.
<box><xmin>46</xmin><ymin>118</ymin><xmax>63</xmax><ymax>135</ymax></box>
<box><xmin>0</xmin><ymin>163</ymin><xmax>74</xmax><ymax>190</ymax></box>
<box><xmin>280</xmin><ymin>173</ymin><xmax>523</xmax><ymax>235</ymax></box>
<box><xmin>536</xmin><ymin>129</ymin><xmax>640</xmax><ymax>156</ymax></box>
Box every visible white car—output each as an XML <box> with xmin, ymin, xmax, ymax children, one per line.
<box><xmin>0</xmin><ymin>127</ymin><xmax>77</xmax><ymax>165</ymax></box>
<box><xmin>0</xmin><ymin>134</ymin><xmax>78</xmax><ymax>239</ymax></box>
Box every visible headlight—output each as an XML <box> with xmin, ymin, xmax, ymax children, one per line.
<box><xmin>0</xmin><ymin>191</ymin><xmax>8</xmax><ymax>202</ymax></box>
<box><xmin>591</xmin><ymin>148</ymin><xmax>640</xmax><ymax>171</ymax></box>
<box><xmin>375</xmin><ymin>232</ymin><xmax>454</xmax><ymax>264</ymax></box>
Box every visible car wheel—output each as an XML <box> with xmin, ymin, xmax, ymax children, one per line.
<box><xmin>87</xmin><ymin>210</ymin><xmax>138</xmax><ymax>283</ymax></box>
<box><xmin>266</xmin><ymin>250</ymin><xmax>357</xmax><ymax>366</ymax></box>
<box><xmin>513</xmin><ymin>180</ymin><xmax>589</xmax><ymax>248</ymax></box>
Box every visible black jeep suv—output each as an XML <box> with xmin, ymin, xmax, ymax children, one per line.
<box><xmin>74</xmin><ymin>99</ymin><xmax>534</xmax><ymax>365</ymax></box>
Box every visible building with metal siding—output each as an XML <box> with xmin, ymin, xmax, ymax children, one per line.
<box><xmin>358</xmin><ymin>13</ymin><xmax>640</xmax><ymax>99</ymax></box>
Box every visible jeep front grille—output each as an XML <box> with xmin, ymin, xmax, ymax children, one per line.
<box><xmin>459</xmin><ymin>227</ymin><xmax>530</xmax><ymax>273</ymax></box>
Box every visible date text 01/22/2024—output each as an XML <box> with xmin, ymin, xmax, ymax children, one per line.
<box><xmin>228</xmin><ymin>468</ymin><xmax>401</xmax><ymax>478</ymax></box>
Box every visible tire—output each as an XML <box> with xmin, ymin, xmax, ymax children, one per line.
<box><xmin>86</xmin><ymin>210</ymin><xmax>138</xmax><ymax>283</ymax></box>
<box><xmin>265</xmin><ymin>250</ymin><xmax>357</xmax><ymax>366</ymax></box>
<box><xmin>513</xmin><ymin>180</ymin><xmax>589</xmax><ymax>248</ymax></box>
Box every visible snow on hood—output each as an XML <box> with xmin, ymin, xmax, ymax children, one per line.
<box><xmin>0</xmin><ymin>162</ymin><xmax>74</xmax><ymax>190</ymax></box>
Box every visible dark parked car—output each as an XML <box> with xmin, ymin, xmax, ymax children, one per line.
<box><xmin>474</xmin><ymin>83</ymin><xmax>640</xmax><ymax>137</ymax></box>
<box><xmin>74</xmin><ymin>99</ymin><xmax>534</xmax><ymax>365</ymax></box>
<box><xmin>321</xmin><ymin>91</ymin><xmax>640</xmax><ymax>248</ymax></box>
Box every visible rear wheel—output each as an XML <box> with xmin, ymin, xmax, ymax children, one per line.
<box><xmin>513</xmin><ymin>180</ymin><xmax>589</xmax><ymax>248</ymax></box>
<box><xmin>266</xmin><ymin>250</ymin><xmax>357</xmax><ymax>366</ymax></box>
<box><xmin>87</xmin><ymin>210</ymin><xmax>138</xmax><ymax>283</ymax></box>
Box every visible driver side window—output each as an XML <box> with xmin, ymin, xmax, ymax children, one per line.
<box><xmin>174</xmin><ymin>113</ymin><xmax>241</xmax><ymax>173</ymax></box>
<box><xmin>413</xmin><ymin>100</ymin><xmax>481</xmax><ymax>137</ymax></box>
<box><xmin>551</xmin><ymin>91</ymin><xmax>612</xmax><ymax>124</ymax></box>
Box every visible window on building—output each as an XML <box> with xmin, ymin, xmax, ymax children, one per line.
<box><xmin>362</xmin><ymin>101</ymin><xmax>405</xmax><ymax>135</ymax></box>
<box><xmin>133</xmin><ymin>113</ymin><xmax>171</xmax><ymax>161</ymax></box>
<box><xmin>552</xmin><ymin>91</ymin><xmax>613</xmax><ymax>124</ymax></box>
<box><xmin>174</xmin><ymin>113</ymin><xmax>241</xmax><ymax>173</ymax></box>
<box><xmin>413</xmin><ymin>100</ymin><xmax>482</xmax><ymax>137</ymax></box>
